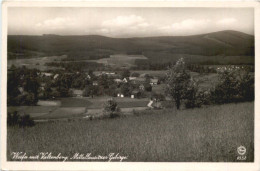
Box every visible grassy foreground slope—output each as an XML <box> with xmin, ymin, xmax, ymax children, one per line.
<box><xmin>7</xmin><ymin>102</ymin><xmax>254</xmax><ymax>162</ymax></box>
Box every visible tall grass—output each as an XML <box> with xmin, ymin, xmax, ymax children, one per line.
<box><xmin>7</xmin><ymin>102</ymin><xmax>254</xmax><ymax>162</ymax></box>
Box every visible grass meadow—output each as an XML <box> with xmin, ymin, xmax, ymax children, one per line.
<box><xmin>7</xmin><ymin>102</ymin><xmax>254</xmax><ymax>162</ymax></box>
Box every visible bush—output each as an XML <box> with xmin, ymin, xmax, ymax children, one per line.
<box><xmin>184</xmin><ymin>88</ymin><xmax>212</xmax><ymax>109</ymax></box>
<box><xmin>7</xmin><ymin>111</ymin><xmax>20</xmax><ymax>126</ymax></box>
<box><xmin>19</xmin><ymin>114</ymin><xmax>35</xmax><ymax>127</ymax></box>
<box><xmin>7</xmin><ymin>111</ymin><xmax>35</xmax><ymax>127</ymax></box>
<box><xmin>103</xmin><ymin>98</ymin><xmax>121</xmax><ymax>118</ymax></box>
<box><xmin>161</xmin><ymin>101</ymin><xmax>175</xmax><ymax>108</ymax></box>
<box><xmin>120</xmin><ymin>83</ymin><xmax>133</xmax><ymax>97</ymax></box>
<box><xmin>144</xmin><ymin>83</ymin><xmax>152</xmax><ymax>92</ymax></box>
<box><xmin>131</xmin><ymin>72</ymin><xmax>140</xmax><ymax>77</ymax></box>
<box><xmin>212</xmin><ymin>66</ymin><xmax>254</xmax><ymax>104</ymax></box>
<box><xmin>151</xmin><ymin>93</ymin><xmax>165</xmax><ymax>102</ymax></box>
<box><xmin>121</xmin><ymin>69</ymin><xmax>130</xmax><ymax>79</ymax></box>
<box><xmin>184</xmin><ymin>80</ymin><xmax>199</xmax><ymax>109</ymax></box>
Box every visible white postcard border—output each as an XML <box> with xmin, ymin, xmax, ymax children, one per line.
<box><xmin>1</xmin><ymin>1</ymin><xmax>260</xmax><ymax>171</ymax></box>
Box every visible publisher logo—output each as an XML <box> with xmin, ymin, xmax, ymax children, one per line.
<box><xmin>237</xmin><ymin>145</ymin><xmax>247</xmax><ymax>161</ymax></box>
<box><xmin>237</xmin><ymin>146</ymin><xmax>246</xmax><ymax>155</ymax></box>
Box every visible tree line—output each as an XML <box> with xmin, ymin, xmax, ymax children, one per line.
<box><xmin>165</xmin><ymin>58</ymin><xmax>254</xmax><ymax>109</ymax></box>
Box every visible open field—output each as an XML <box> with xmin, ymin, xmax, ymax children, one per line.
<box><xmin>89</xmin><ymin>54</ymin><xmax>147</xmax><ymax>68</ymax></box>
<box><xmin>36</xmin><ymin>107</ymin><xmax>86</xmax><ymax>120</ymax></box>
<box><xmin>8</xmin><ymin>97</ymin><xmax>150</xmax><ymax>120</ymax></box>
<box><xmin>8</xmin><ymin>55</ymin><xmax>67</xmax><ymax>71</ymax></box>
<box><xmin>131</xmin><ymin>70</ymin><xmax>167</xmax><ymax>77</ymax></box>
<box><xmin>7</xmin><ymin>106</ymin><xmax>58</xmax><ymax>118</ymax></box>
<box><xmin>7</xmin><ymin>102</ymin><xmax>254</xmax><ymax>162</ymax></box>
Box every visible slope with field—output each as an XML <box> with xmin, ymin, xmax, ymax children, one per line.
<box><xmin>7</xmin><ymin>102</ymin><xmax>254</xmax><ymax>162</ymax></box>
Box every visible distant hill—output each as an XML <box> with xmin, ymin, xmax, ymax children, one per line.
<box><xmin>8</xmin><ymin>30</ymin><xmax>254</xmax><ymax>64</ymax></box>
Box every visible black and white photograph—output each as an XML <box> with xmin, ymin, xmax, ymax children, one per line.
<box><xmin>1</xmin><ymin>1</ymin><xmax>260</xmax><ymax>171</ymax></box>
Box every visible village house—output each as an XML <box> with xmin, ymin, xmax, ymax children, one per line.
<box><xmin>123</xmin><ymin>78</ymin><xmax>128</xmax><ymax>83</ymax></box>
<box><xmin>93</xmin><ymin>81</ymin><xmax>98</xmax><ymax>86</ymax></box>
<box><xmin>53</xmin><ymin>74</ymin><xmax>59</xmax><ymax>80</ymax></box>
<box><xmin>72</xmin><ymin>89</ymin><xmax>83</xmax><ymax>97</ymax></box>
<box><xmin>104</xmin><ymin>72</ymin><xmax>116</xmax><ymax>76</ymax></box>
<box><xmin>40</xmin><ymin>83</ymin><xmax>46</xmax><ymax>91</ymax></box>
<box><xmin>139</xmin><ymin>73</ymin><xmax>148</xmax><ymax>78</ymax></box>
<box><xmin>150</xmin><ymin>78</ymin><xmax>159</xmax><ymax>85</ymax></box>
<box><xmin>18</xmin><ymin>86</ymin><xmax>25</xmax><ymax>94</ymax></box>
<box><xmin>131</xmin><ymin>77</ymin><xmax>146</xmax><ymax>84</ymax></box>
<box><xmin>95</xmin><ymin>71</ymin><xmax>116</xmax><ymax>77</ymax></box>
<box><xmin>86</xmin><ymin>74</ymin><xmax>91</xmax><ymax>79</ymax></box>
<box><xmin>131</xmin><ymin>90</ymin><xmax>141</xmax><ymax>99</ymax></box>
<box><xmin>42</xmin><ymin>72</ymin><xmax>53</xmax><ymax>77</ymax></box>
<box><xmin>114</xmin><ymin>79</ymin><xmax>123</xmax><ymax>83</ymax></box>
<box><xmin>117</xmin><ymin>93</ymin><xmax>124</xmax><ymax>98</ymax></box>
<box><xmin>139</xmin><ymin>84</ymin><xmax>145</xmax><ymax>90</ymax></box>
<box><xmin>129</xmin><ymin>77</ymin><xmax>137</xmax><ymax>81</ymax></box>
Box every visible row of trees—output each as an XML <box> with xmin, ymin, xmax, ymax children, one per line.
<box><xmin>187</xmin><ymin>64</ymin><xmax>217</xmax><ymax>73</ymax></box>
<box><xmin>7</xmin><ymin>66</ymin><xmax>155</xmax><ymax>105</ymax></box>
<box><xmin>133</xmin><ymin>59</ymin><xmax>171</xmax><ymax>70</ymax></box>
<box><xmin>8</xmin><ymin>66</ymin><xmax>40</xmax><ymax>106</ymax></box>
<box><xmin>45</xmin><ymin>61</ymin><xmax>104</xmax><ymax>72</ymax></box>
<box><xmin>165</xmin><ymin>58</ymin><xmax>254</xmax><ymax>109</ymax></box>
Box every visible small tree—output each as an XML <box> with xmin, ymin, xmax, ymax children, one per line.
<box><xmin>7</xmin><ymin>111</ymin><xmax>20</xmax><ymax>126</ymax></box>
<box><xmin>7</xmin><ymin>111</ymin><xmax>35</xmax><ymax>127</ymax></box>
<box><xmin>144</xmin><ymin>83</ymin><xmax>152</xmax><ymax>92</ymax></box>
<box><xmin>121</xmin><ymin>69</ymin><xmax>130</xmax><ymax>79</ymax></box>
<box><xmin>120</xmin><ymin>83</ymin><xmax>133</xmax><ymax>97</ymax></box>
<box><xmin>19</xmin><ymin>114</ymin><xmax>35</xmax><ymax>127</ymax></box>
<box><xmin>103</xmin><ymin>98</ymin><xmax>120</xmax><ymax>118</ymax></box>
<box><xmin>131</xmin><ymin>72</ymin><xmax>140</xmax><ymax>77</ymax></box>
<box><xmin>165</xmin><ymin>58</ymin><xmax>191</xmax><ymax>109</ymax></box>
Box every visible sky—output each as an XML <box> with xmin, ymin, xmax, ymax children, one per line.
<box><xmin>8</xmin><ymin>7</ymin><xmax>254</xmax><ymax>37</ymax></box>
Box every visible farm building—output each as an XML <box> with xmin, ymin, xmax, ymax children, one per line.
<box><xmin>150</xmin><ymin>78</ymin><xmax>159</xmax><ymax>85</ymax></box>
<box><xmin>114</xmin><ymin>79</ymin><xmax>123</xmax><ymax>83</ymax></box>
<box><xmin>94</xmin><ymin>71</ymin><xmax>116</xmax><ymax>77</ymax></box>
<box><xmin>117</xmin><ymin>93</ymin><xmax>124</xmax><ymax>98</ymax></box>
<box><xmin>53</xmin><ymin>74</ymin><xmax>59</xmax><ymax>80</ymax></box>
<box><xmin>147</xmin><ymin>100</ymin><xmax>154</xmax><ymax>108</ymax></box>
<box><xmin>42</xmin><ymin>72</ymin><xmax>53</xmax><ymax>77</ymax></box>
<box><xmin>131</xmin><ymin>90</ymin><xmax>141</xmax><ymax>99</ymax></box>
<box><xmin>86</xmin><ymin>74</ymin><xmax>91</xmax><ymax>79</ymax></box>
<box><xmin>93</xmin><ymin>81</ymin><xmax>98</xmax><ymax>86</ymax></box>
<box><xmin>103</xmin><ymin>72</ymin><xmax>116</xmax><ymax>76</ymax></box>
<box><xmin>123</xmin><ymin>78</ymin><xmax>128</xmax><ymax>83</ymax></box>
<box><xmin>40</xmin><ymin>83</ymin><xmax>46</xmax><ymax>91</ymax></box>
<box><xmin>18</xmin><ymin>87</ymin><xmax>24</xmax><ymax>94</ymax></box>
<box><xmin>139</xmin><ymin>73</ymin><xmax>148</xmax><ymax>78</ymax></box>
<box><xmin>131</xmin><ymin>77</ymin><xmax>146</xmax><ymax>84</ymax></box>
<box><xmin>72</xmin><ymin>89</ymin><xmax>83</xmax><ymax>97</ymax></box>
<box><xmin>129</xmin><ymin>77</ymin><xmax>137</xmax><ymax>80</ymax></box>
<box><xmin>139</xmin><ymin>84</ymin><xmax>145</xmax><ymax>90</ymax></box>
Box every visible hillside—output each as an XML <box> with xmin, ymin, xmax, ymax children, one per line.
<box><xmin>8</xmin><ymin>30</ymin><xmax>254</xmax><ymax>64</ymax></box>
<box><xmin>8</xmin><ymin>102</ymin><xmax>254</xmax><ymax>162</ymax></box>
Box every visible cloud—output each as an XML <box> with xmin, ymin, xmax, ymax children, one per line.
<box><xmin>36</xmin><ymin>17</ymin><xmax>76</xmax><ymax>30</ymax></box>
<box><xmin>160</xmin><ymin>19</ymin><xmax>211</xmax><ymax>31</ymax></box>
<box><xmin>95</xmin><ymin>15</ymin><xmax>151</xmax><ymax>37</ymax></box>
<box><xmin>96</xmin><ymin>16</ymin><xmax>213</xmax><ymax>37</ymax></box>
<box><xmin>158</xmin><ymin>19</ymin><xmax>211</xmax><ymax>35</ymax></box>
<box><xmin>217</xmin><ymin>18</ymin><xmax>237</xmax><ymax>25</ymax></box>
<box><xmin>102</xmin><ymin>15</ymin><xmax>146</xmax><ymax>27</ymax></box>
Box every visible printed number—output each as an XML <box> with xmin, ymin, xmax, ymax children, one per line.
<box><xmin>237</xmin><ymin>156</ymin><xmax>246</xmax><ymax>160</ymax></box>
